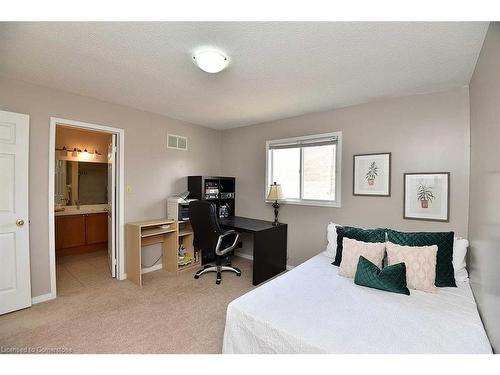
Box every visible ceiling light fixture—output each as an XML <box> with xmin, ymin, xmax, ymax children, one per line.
<box><xmin>192</xmin><ymin>49</ymin><xmax>229</xmax><ymax>73</ymax></box>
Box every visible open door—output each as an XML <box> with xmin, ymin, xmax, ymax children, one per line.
<box><xmin>0</xmin><ymin>110</ymin><xmax>31</xmax><ymax>315</ymax></box>
<box><xmin>107</xmin><ymin>134</ymin><xmax>117</xmax><ymax>277</ymax></box>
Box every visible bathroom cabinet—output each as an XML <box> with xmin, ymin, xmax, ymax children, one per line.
<box><xmin>85</xmin><ymin>213</ymin><xmax>108</xmax><ymax>244</ymax></box>
<box><xmin>55</xmin><ymin>212</ymin><xmax>108</xmax><ymax>255</ymax></box>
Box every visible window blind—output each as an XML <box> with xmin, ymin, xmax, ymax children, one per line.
<box><xmin>268</xmin><ymin>136</ymin><xmax>338</xmax><ymax>150</ymax></box>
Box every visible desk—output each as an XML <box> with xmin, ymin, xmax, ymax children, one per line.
<box><xmin>126</xmin><ymin>219</ymin><xmax>198</xmax><ymax>286</ymax></box>
<box><xmin>220</xmin><ymin>216</ymin><xmax>287</xmax><ymax>285</ymax></box>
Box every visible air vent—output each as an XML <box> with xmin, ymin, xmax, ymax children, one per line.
<box><xmin>167</xmin><ymin>134</ymin><xmax>188</xmax><ymax>151</ymax></box>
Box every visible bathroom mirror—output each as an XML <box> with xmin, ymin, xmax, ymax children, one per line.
<box><xmin>55</xmin><ymin>160</ymin><xmax>108</xmax><ymax>206</ymax></box>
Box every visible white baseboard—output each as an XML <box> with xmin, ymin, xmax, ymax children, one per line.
<box><xmin>141</xmin><ymin>263</ymin><xmax>163</xmax><ymax>274</ymax></box>
<box><xmin>234</xmin><ymin>251</ymin><xmax>253</xmax><ymax>261</ymax></box>
<box><xmin>126</xmin><ymin>255</ymin><xmax>293</xmax><ymax>279</ymax></box>
<box><xmin>32</xmin><ymin>292</ymin><xmax>56</xmax><ymax>305</ymax></box>
<box><xmin>234</xmin><ymin>251</ymin><xmax>295</xmax><ymax>271</ymax></box>
<box><xmin>121</xmin><ymin>263</ymin><xmax>163</xmax><ymax>279</ymax></box>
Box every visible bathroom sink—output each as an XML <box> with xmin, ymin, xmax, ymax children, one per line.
<box><xmin>54</xmin><ymin>204</ymin><xmax>109</xmax><ymax>216</ymax></box>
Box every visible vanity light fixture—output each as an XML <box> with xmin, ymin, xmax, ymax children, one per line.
<box><xmin>81</xmin><ymin>148</ymin><xmax>90</xmax><ymax>160</ymax></box>
<box><xmin>56</xmin><ymin>146</ymin><xmax>102</xmax><ymax>160</ymax></box>
<box><xmin>192</xmin><ymin>49</ymin><xmax>229</xmax><ymax>73</ymax></box>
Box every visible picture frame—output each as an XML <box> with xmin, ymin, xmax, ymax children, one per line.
<box><xmin>403</xmin><ymin>172</ymin><xmax>450</xmax><ymax>222</ymax></box>
<box><xmin>353</xmin><ymin>152</ymin><xmax>391</xmax><ymax>196</ymax></box>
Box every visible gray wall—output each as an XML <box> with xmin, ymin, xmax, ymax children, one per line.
<box><xmin>0</xmin><ymin>77</ymin><xmax>221</xmax><ymax>298</ymax></box>
<box><xmin>0</xmin><ymin>77</ymin><xmax>476</xmax><ymax>304</ymax></box>
<box><xmin>469</xmin><ymin>22</ymin><xmax>500</xmax><ymax>353</ymax></box>
<box><xmin>221</xmin><ymin>88</ymin><xmax>471</xmax><ymax>266</ymax></box>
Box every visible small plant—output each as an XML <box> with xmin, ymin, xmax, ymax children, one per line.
<box><xmin>417</xmin><ymin>184</ymin><xmax>435</xmax><ymax>208</ymax></box>
<box><xmin>365</xmin><ymin>162</ymin><xmax>378</xmax><ymax>185</ymax></box>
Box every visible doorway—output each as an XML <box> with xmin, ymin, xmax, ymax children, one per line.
<box><xmin>48</xmin><ymin>117</ymin><xmax>125</xmax><ymax>300</ymax></box>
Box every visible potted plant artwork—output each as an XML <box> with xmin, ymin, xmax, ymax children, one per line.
<box><xmin>404</xmin><ymin>172</ymin><xmax>449</xmax><ymax>222</ymax></box>
<box><xmin>365</xmin><ymin>161</ymin><xmax>378</xmax><ymax>186</ymax></box>
<box><xmin>417</xmin><ymin>183</ymin><xmax>435</xmax><ymax>208</ymax></box>
<box><xmin>353</xmin><ymin>153</ymin><xmax>391</xmax><ymax>196</ymax></box>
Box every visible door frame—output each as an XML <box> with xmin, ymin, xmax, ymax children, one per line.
<box><xmin>48</xmin><ymin>117</ymin><xmax>125</xmax><ymax>299</ymax></box>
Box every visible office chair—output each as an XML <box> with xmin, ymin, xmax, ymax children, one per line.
<box><xmin>189</xmin><ymin>200</ymin><xmax>241</xmax><ymax>284</ymax></box>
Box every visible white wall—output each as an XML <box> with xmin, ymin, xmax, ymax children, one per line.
<box><xmin>468</xmin><ymin>22</ymin><xmax>500</xmax><ymax>353</ymax></box>
<box><xmin>0</xmin><ymin>77</ymin><xmax>473</xmax><ymax>299</ymax></box>
<box><xmin>0</xmin><ymin>77</ymin><xmax>221</xmax><ymax>298</ymax></box>
<box><xmin>221</xmin><ymin>88</ymin><xmax>471</xmax><ymax>266</ymax></box>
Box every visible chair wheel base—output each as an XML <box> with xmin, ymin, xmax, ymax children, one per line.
<box><xmin>194</xmin><ymin>264</ymin><xmax>241</xmax><ymax>284</ymax></box>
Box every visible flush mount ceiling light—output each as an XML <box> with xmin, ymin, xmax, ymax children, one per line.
<box><xmin>192</xmin><ymin>49</ymin><xmax>229</xmax><ymax>73</ymax></box>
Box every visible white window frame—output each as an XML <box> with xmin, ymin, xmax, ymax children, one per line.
<box><xmin>265</xmin><ymin>131</ymin><xmax>342</xmax><ymax>208</ymax></box>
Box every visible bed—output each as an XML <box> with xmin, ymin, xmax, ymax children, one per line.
<box><xmin>222</xmin><ymin>253</ymin><xmax>492</xmax><ymax>354</ymax></box>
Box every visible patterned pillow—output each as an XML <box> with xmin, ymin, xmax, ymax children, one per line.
<box><xmin>338</xmin><ymin>238</ymin><xmax>386</xmax><ymax>278</ymax></box>
<box><xmin>355</xmin><ymin>256</ymin><xmax>410</xmax><ymax>295</ymax></box>
<box><xmin>386</xmin><ymin>242</ymin><xmax>437</xmax><ymax>293</ymax></box>
<box><xmin>333</xmin><ymin>226</ymin><xmax>386</xmax><ymax>266</ymax></box>
<box><xmin>386</xmin><ymin>229</ymin><xmax>455</xmax><ymax>287</ymax></box>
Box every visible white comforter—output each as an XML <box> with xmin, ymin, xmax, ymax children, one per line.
<box><xmin>223</xmin><ymin>254</ymin><xmax>492</xmax><ymax>354</ymax></box>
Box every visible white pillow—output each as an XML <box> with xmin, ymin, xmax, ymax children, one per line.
<box><xmin>339</xmin><ymin>238</ymin><xmax>386</xmax><ymax>278</ymax></box>
<box><xmin>323</xmin><ymin>222</ymin><xmax>341</xmax><ymax>258</ymax></box>
<box><xmin>386</xmin><ymin>242</ymin><xmax>437</xmax><ymax>293</ymax></box>
<box><xmin>453</xmin><ymin>237</ymin><xmax>469</xmax><ymax>282</ymax></box>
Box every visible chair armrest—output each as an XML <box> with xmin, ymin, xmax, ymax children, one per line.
<box><xmin>215</xmin><ymin>230</ymin><xmax>240</xmax><ymax>256</ymax></box>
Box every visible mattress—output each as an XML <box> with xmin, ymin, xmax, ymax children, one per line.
<box><xmin>223</xmin><ymin>254</ymin><xmax>492</xmax><ymax>354</ymax></box>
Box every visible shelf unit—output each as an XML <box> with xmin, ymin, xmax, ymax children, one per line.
<box><xmin>188</xmin><ymin>176</ymin><xmax>236</xmax><ymax>217</ymax></box>
<box><xmin>141</xmin><ymin>226</ymin><xmax>176</xmax><ymax>238</ymax></box>
<box><xmin>126</xmin><ymin>218</ymin><xmax>200</xmax><ymax>286</ymax></box>
<box><xmin>166</xmin><ymin>220</ymin><xmax>200</xmax><ymax>274</ymax></box>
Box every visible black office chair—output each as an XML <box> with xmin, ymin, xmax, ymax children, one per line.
<box><xmin>189</xmin><ymin>200</ymin><xmax>241</xmax><ymax>284</ymax></box>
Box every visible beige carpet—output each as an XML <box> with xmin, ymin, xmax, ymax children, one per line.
<box><xmin>0</xmin><ymin>251</ymin><xmax>255</xmax><ymax>353</ymax></box>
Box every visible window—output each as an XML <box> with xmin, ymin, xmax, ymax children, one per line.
<box><xmin>266</xmin><ymin>131</ymin><xmax>342</xmax><ymax>207</ymax></box>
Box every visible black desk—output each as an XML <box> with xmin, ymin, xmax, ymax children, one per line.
<box><xmin>220</xmin><ymin>216</ymin><xmax>287</xmax><ymax>285</ymax></box>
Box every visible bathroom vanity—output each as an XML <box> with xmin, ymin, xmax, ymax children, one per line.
<box><xmin>54</xmin><ymin>152</ymin><xmax>110</xmax><ymax>256</ymax></box>
<box><xmin>55</xmin><ymin>206</ymin><xmax>108</xmax><ymax>256</ymax></box>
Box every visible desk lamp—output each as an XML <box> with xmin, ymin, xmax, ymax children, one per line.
<box><xmin>267</xmin><ymin>182</ymin><xmax>283</xmax><ymax>226</ymax></box>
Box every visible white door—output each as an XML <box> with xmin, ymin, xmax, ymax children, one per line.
<box><xmin>0</xmin><ymin>110</ymin><xmax>31</xmax><ymax>315</ymax></box>
<box><xmin>107</xmin><ymin>134</ymin><xmax>116</xmax><ymax>277</ymax></box>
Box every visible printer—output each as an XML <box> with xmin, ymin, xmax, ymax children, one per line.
<box><xmin>167</xmin><ymin>191</ymin><xmax>197</xmax><ymax>221</ymax></box>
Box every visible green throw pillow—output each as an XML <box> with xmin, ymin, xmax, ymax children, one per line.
<box><xmin>332</xmin><ymin>226</ymin><xmax>386</xmax><ymax>266</ymax></box>
<box><xmin>386</xmin><ymin>229</ymin><xmax>456</xmax><ymax>287</ymax></box>
<box><xmin>354</xmin><ymin>256</ymin><xmax>410</xmax><ymax>295</ymax></box>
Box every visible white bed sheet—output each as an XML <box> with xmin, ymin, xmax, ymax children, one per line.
<box><xmin>223</xmin><ymin>254</ymin><xmax>492</xmax><ymax>354</ymax></box>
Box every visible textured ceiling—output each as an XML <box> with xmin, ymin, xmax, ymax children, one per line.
<box><xmin>0</xmin><ymin>22</ymin><xmax>488</xmax><ymax>129</ymax></box>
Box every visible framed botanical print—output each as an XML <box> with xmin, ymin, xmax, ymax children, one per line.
<box><xmin>404</xmin><ymin>172</ymin><xmax>450</xmax><ymax>222</ymax></box>
<box><xmin>353</xmin><ymin>153</ymin><xmax>391</xmax><ymax>196</ymax></box>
